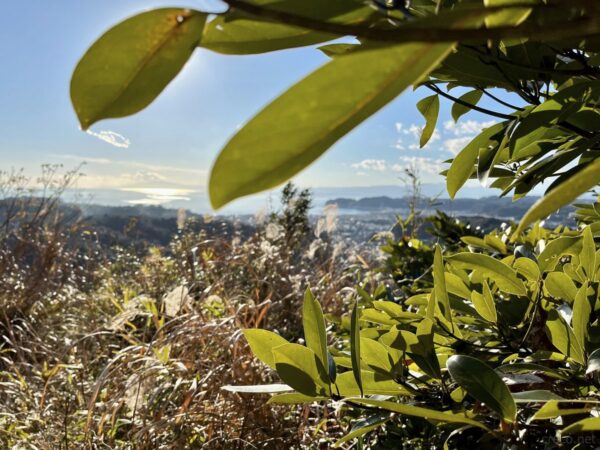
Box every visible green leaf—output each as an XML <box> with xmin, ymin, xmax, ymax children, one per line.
<box><xmin>273</xmin><ymin>343</ymin><xmax>331</xmax><ymax>397</ymax></box>
<box><xmin>433</xmin><ymin>245</ymin><xmax>453</xmax><ymax>324</ymax></box>
<box><xmin>222</xmin><ymin>383</ymin><xmax>293</xmax><ymax>393</ymax></box>
<box><xmin>243</xmin><ymin>328</ymin><xmax>289</xmax><ymax>369</ymax></box>
<box><xmin>483</xmin><ymin>0</ymin><xmax>533</xmax><ymax>28</ymax></box>
<box><xmin>333</xmin><ymin>413</ymin><xmax>390</xmax><ymax>448</ymax></box>
<box><xmin>350</xmin><ymin>301</ymin><xmax>363</xmax><ymax>397</ymax></box>
<box><xmin>514</xmin><ymin>257</ymin><xmax>540</xmax><ymax>282</ymax></box>
<box><xmin>545</xmin><ymin>309</ymin><xmax>585</xmax><ymax>365</ymax></box>
<box><xmin>580</xmin><ymin>226</ymin><xmax>597</xmax><ymax>280</ymax></box>
<box><xmin>416</xmin><ymin>95</ymin><xmax>439</xmax><ymax>148</ymax></box>
<box><xmin>445</xmin><ymin>272</ymin><xmax>472</xmax><ymax>299</ymax></box>
<box><xmin>303</xmin><ymin>288</ymin><xmax>329</xmax><ymax>380</ymax></box>
<box><xmin>209</xmin><ymin>42</ymin><xmax>454</xmax><ymax>208</ymax></box>
<box><xmin>532</xmin><ymin>401</ymin><xmax>596</xmax><ymax>421</ymax></box>
<box><xmin>512</xmin><ymin>157</ymin><xmax>600</xmax><ymax>237</ymax></box>
<box><xmin>470</xmin><ymin>281</ymin><xmax>497</xmax><ymax>323</ymax></box>
<box><xmin>379</xmin><ymin>327</ymin><xmax>419</xmax><ymax>352</ymax></box>
<box><xmin>267</xmin><ymin>393</ymin><xmax>328</xmax><ymax>404</ymax></box>
<box><xmin>345</xmin><ymin>398</ymin><xmax>490</xmax><ymax>431</ymax></box>
<box><xmin>446</xmin><ymin>122</ymin><xmax>505</xmax><ymax>199</ymax></box>
<box><xmin>410</xmin><ymin>319</ymin><xmax>442</xmax><ymax>379</ymax></box>
<box><xmin>201</xmin><ymin>0</ymin><xmax>369</xmax><ymax>55</ymax></box>
<box><xmin>335</xmin><ymin>370</ymin><xmax>412</xmax><ymax>397</ymax></box>
<box><xmin>360</xmin><ymin>337</ymin><xmax>394</xmax><ymax>374</ymax></box>
<box><xmin>511</xmin><ymin>390</ymin><xmax>565</xmax><ymax>402</ymax></box>
<box><xmin>446</xmin><ymin>355</ymin><xmax>517</xmax><ymax>423</ymax></box>
<box><xmin>544</xmin><ymin>272</ymin><xmax>578</xmax><ymax>303</ymax></box>
<box><xmin>572</xmin><ymin>282</ymin><xmax>591</xmax><ymax>349</ymax></box>
<box><xmin>538</xmin><ymin>236</ymin><xmax>582</xmax><ymax>272</ymax></box>
<box><xmin>71</xmin><ymin>9</ymin><xmax>207</xmax><ymax>130</ymax></box>
<box><xmin>562</xmin><ymin>417</ymin><xmax>600</xmax><ymax>435</ymax></box>
<box><xmin>586</xmin><ymin>348</ymin><xmax>600</xmax><ymax>374</ymax></box>
<box><xmin>451</xmin><ymin>89</ymin><xmax>483</xmax><ymax>122</ymax></box>
<box><xmin>372</xmin><ymin>301</ymin><xmax>422</xmax><ymax>322</ymax></box>
<box><xmin>446</xmin><ymin>253</ymin><xmax>526</xmax><ymax>296</ymax></box>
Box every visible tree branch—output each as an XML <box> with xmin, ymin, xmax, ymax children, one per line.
<box><xmin>479</xmin><ymin>88</ymin><xmax>524</xmax><ymax>112</ymax></box>
<box><xmin>222</xmin><ymin>0</ymin><xmax>600</xmax><ymax>44</ymax></box>
<box><xmin>425</xmin><ymin>83</ymin><xmax>515</xmax><ymax>120</ymax></box>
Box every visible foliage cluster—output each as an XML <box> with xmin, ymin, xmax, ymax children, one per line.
<box><xmin>239</xmin><ymin>204</ymin><xmax>600</xmax><ymax>447</ymax></box>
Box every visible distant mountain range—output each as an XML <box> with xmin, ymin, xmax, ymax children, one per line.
<box><xmin>325</xmin><ymin>195</ymin><xmax>575</xmax><ymax>226</ymax></box>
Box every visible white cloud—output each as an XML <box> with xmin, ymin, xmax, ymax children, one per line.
<box><xmin>444</xmin><ymin>119</ymin><xmax>496</xmax><ymax>136</ymax></box>
<box><xmin>351</xmin><ymin>159</ymin><xmax>387</xmax><ymax>172</ymax></box>
<box><xmin>392</xmin><ymin>156</ymin><xmax>444</xmax><ymax>175</ymax></box>
<box><xmin>52</xmin><ymin>154</ymin><xmax>207</xmax><ymax>176</ymax></box>
<box><xmin>85</xmin><ymin>129</ymin><xmax>131</xmax><ymax>148</ymax></box>
<box><xmin>443</xmin><ymin>136</ymin><xmax>473</xmax><ymax>155</ymax></box>
<box><xmin>395</xmin><ymin>122</ymin><xmax>441</xmax><ymax>151</ymax></box>
<box><xmin>408</xmin><ymin>128</ymin><xmax>441</xmax><ymax>150</ymax></box>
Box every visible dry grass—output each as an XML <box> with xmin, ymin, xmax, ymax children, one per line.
<box><xmin>0</xmin><ymin>171</ymin><xmax>367</xmax><ymax>449</ymax></box>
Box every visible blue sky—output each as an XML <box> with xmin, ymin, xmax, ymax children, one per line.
<box><xmin>0</xmin><ymin>1</ymin><xmax>518</xmax><ymax>212</ymax></box>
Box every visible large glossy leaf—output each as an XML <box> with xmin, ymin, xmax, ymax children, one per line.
<box><xmin>273</xmin><ymin>343</ymin><xmax>330</xmax><ymax>397</ymax></box>
<box><xmin>71</xmin><ymin>9</ymin><xmax>206</xmax><ymax>130</ymax></box>
<box><xmin>572</xmin><ymin>282</ymin><xmax>591</xmax><ymax>348</ymax></box>
<box><xmin>209</xmin><ymin>42</ymin><xmax>454</xmax><ymax>208</ymax></box>
<box><xmin>346</xmin><ymin>398</ymin><xmax>490</xmax><ymax>431</ymax></box>
<box><xmin>446</xmin><ymin>122</ymin><xmax>505</xmax><ymax>199</ymax></box>
<box><xmin>350</xmin><ymin>301</ymin><xmax>363</xmax><ymax>397</ymax></box>
<box><xmin>483</xmin><ymin>0</ymin><xmax>533</xmax><ymax>27</ymax></box>
<box><xmin>532</xmin><ymin>401</ymin><xmax>596</xmax><ymax>421</ymax></box>
<box><xmin>545</xmin><ymin>309</ymin><xmax>585</xmax><ymax>365</ymax></box>
<box><xmin>201</xmin><ymin>0</ymin><xmax>371</xmax><ymax>55</ymax></box>
<box><xmin>433</xmin><ymin>245</ymin><xmax>453</xmax><ymax>324</ymax></box>
<box><xmin>335</xmin><ymin>371</ymin><xmax>412</xmax><ymax>397</ymax></box>
<box><xmin>243</xmin><ymin>328</ymin><xmax>289</xmax><ymax>369</ymax></box>
<box><xmin>587</xmin><ymin>348</ymin><xmax>600</xmax><ymax>374</ymax></box>
<box><xmin>562</xmin><ymin>417</ymin><xmax>600</xmax><ymax>434</ymax></box>
<box><xmin>303</xmin><ymin>288</ymin><xmax>329</xmax><ymax>379</ymax></box>
<box><xmin>447</xmin><ymin>355</ymin><xmax>516</xmax><ymax>423</ymax></box>
<box><xmin>416</xmin><ymin>95</ymin><xmax>439</xmax><ymax>148</ymax></box>
<box><xmin>451</xmin><ymin>89</ymin><xmax>482</xmax><ymax>122</ymax></box>
<box><xmin>267</xmin><ymin>392</ymin><xmax>328</xmax><ymax>404</ymax></box>
<box><xmin>333</xmin><ymin>413</ymin><xmax>390</xmax><ymax>448</ymax></box>
<box><xmin>538</xmin><ymin>236</ymin><xmax>582</xmax><ymax>272</ymax></box>
<box><xmin>360</xmin><ymin>337</ymin><xmax>394</xmax><ymax>374</ymax></box>
<box><xmin>513</xmin><ymin>157</ymin><xmax>600</xmax><ymax>237</ymax></box>
<box><xmin>445</xmin><ymin>272</ymin><xmax>472</xmax><ymax>299</ymax></box>
<box><xmin>511</xmin><ymin>390</ymin><xmax>565</xmax><ymax>402</ymax></box>
<box><xmin>580</xmin><ymin>226</ymin><xmax>597</xmax><ymax>280</ymax></box>
<box><xmin>470</xmin><ymin>281</ymin><xmax>497</xmax><ymax>323</ymax></box>
<box><xmin>222</xmin><ymin>383</ymin><xmax>293</xmax><ymax>393</ymax></box>
<box><xmin>410</xmin><ymin>319</ymin><xmax>442</xmax><ymax>379</ymax></box>
<box><xmin>544</xmin><ymin>272</ymin><xmax>578</xmax><ymax>303</ymax></box>
<box><xmin>447</xmin><ymin>253</ymin><xmax>526</xmax><ymax>296</ymax></box>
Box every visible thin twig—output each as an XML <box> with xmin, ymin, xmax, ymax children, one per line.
<box><xmin>425</xmin><ymin>83</ymin><xmax>515</xmax><ymax>120</ymax></box>
<box><xmin>480</xmin><ymin>88</ymin><xmax>524</xmax><ymax>112</ymax></box>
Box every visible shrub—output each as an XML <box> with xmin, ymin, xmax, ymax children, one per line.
<box><xmin>236</xmin><ymin>208</ymin><xmax>600</xmax><ymax>448</ymax></box>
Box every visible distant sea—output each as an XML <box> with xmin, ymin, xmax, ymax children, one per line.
<box><xmin>62</xmin><ymin>183</ymin><xmax>497</xmax><ymax>215</ymax></box>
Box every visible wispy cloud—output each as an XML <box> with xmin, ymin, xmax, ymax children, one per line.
<box><xmin>351</xmin><ymin>157</ymin><xmax>444</xmax><ymax>179</ymax></box>
<box><xmin>85</xmin><ymin>129</ymin><xmax>131</xmax><ymax>148</ymax></box>
<box><xmin>392</xmin><ymin>156</ymin><xmax>444</xmax><ymax>175</ymax></box>
<box><xmin>395</xmin><ymin>122</ymin><xmax>441</xmax><ymax>150</ymax></box>
<box><xmin>443</xmin><ymin>119</ymin><xmax>496</xmax><ymax>136</ymax></box>
<box><xmin>443</xmin><ymin>137</ymin><xmax>473</xmax><ymax>156</ymax></box>
<box><xmin>52</xmin><ymin>154</ymin><xmax>207</xmax><ymax>176</ymax></box>
<box><xmin>351</xmin><ymin>159</ymin><xmax>387</xmax><ymax>172</ymax></box>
